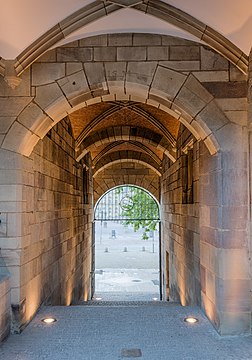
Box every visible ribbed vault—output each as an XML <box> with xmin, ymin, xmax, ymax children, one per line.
<box><xmin>67</xmin><ymin>100</ymin><xmax>180</xmax><ymax>178</ymax></box>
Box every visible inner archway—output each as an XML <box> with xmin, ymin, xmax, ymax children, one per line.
<box><xmin>93</xmin><ymin>185</ymin><xmax>161</xmax><ymax>301</ymax></box>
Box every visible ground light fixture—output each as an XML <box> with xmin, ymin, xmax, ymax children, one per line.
<box><xmin>41</xmin><ymin>317</ymin><xmax>57</xmax><ymax>324</ymax></box>
<box><xmin>184</xmin><ymin>316</ymin><xmax>199</xmax><ymax>324</ymax></box>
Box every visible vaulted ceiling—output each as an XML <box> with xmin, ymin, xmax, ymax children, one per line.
<box><xmin>69</xmin><ymin>101</ymin><xmax>179</xmax><ymax>175</ymax></box>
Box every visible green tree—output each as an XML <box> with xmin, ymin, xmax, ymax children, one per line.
<box><xmin>117</xmin><ymin>186</ymin><xmax>159</xmax><ymax>240</ymax></box>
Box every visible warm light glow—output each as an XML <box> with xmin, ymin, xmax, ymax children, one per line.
<box><xmin>184</xmin><ymin>317</ymin><xmax>198</xmax><ymax>324</ymax></box>
<box><xmin>42</xmin><ymin>317</ymin><xmax>57</xmax><ymax>324</ymax></box>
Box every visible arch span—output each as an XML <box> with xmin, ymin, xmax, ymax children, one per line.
<box><xmin>2</xmin><ymin>42</ymin><xmax>226</xmax><ymax>157</ymax></box>
<box><xmin>1</xmin><ymin>0</ymin><xmax>246</xmax><ymax>77</ymax></box>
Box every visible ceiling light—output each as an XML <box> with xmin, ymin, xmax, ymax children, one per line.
<box><xmin>184</xmin><ymin>316</ymin><xmax>198</xmax><ymax>324</ymax></box>
<box><xmin>42</xmin><ymin>317</ymin><xmax>57</xmax><ymax>324</ymax></box>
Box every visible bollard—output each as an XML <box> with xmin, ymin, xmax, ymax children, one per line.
<box><xmin>123</xmin><ymin>247</ymin><xmax>128</xmax><ymax>252</ymax></box>
<box><xmin>142</xmin><ymin>246</ymin><xmax>145</xmax><ymax>252</ymax></box>
<box><xmin>104</xmin><ymin>247</ymin><xmax>109</xmax><ymax>253</ymax></box>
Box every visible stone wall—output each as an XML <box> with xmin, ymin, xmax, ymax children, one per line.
<box><xmin>0</xmin><ymin>274</ymin><xmax>10</xmax><ymax>342</ymax></box>
<box><xmin>1</xmin><ymin>118</ymin><xmax>93</xmax><ymax>332</ymax></box>
<box><xmin>94</xmin><ymin>162</ymin><xmax>160</xmax><ymax>204</ymax></box>
<box><xmin>161</xmin><ymin>126</ymin><xmax>200</xmax><ymax>305</ymax></box>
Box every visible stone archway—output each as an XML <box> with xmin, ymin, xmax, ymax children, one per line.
<box><xmin>0</xmin><ymin>33</ymin><xmax>249</xmax><ymax>336</ymax></box>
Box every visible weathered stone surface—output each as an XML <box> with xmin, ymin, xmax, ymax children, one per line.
<box><xmin>105</xmin><ymin>62</ymin><xmax>127</xmax><ymax>82</ymax></box>
<box><xmin>84</xmin><ymin>62</ymin><xmax>106</xmax><ymax>89</ymax></box>
<box><xmin>151</xmin><ymin>66</ymin><xmax>186</xmax><ymax>100</ymax></box>
<box><xmin>175</xmin><ymin>75</ymin><xmax>213</xmax><ymax>117</ymax></box>
<box><xmin>0</xmin><ymin>98</ymin><xmax>32</xmax><ymax>117</ymax></box>
<box><xmin>32</xmin><ymin>63</ymin><xmax>65</xmax><ymax>85</ymax></box>
<box><xmin>170</xmin><ymin>45</ymin><xmax>200</xmax><ymax>61</ymax></box>
<box><xmin>147</xmin><ymin>46</ymin><xmax>169</xmax><ymax>61</ymax></box>
<box><xmin>108</xmin><ymin>33</ymin><xmax>132</xmax><ymax>46</ymax></box>
<box><xmin>203</xmin><ymin>81</ymin><xmax>247</xmax><ymax>99</ymax></box>
<box><xmin>0</xmin><ymin>118</ymin><xmax>16</xmax><ymax>134</ymax></box>
<box><xmin>133</xmin><ymin>33</ymin><xmax>161</xmax><ymax>46</ymax></box>
<box><xmin>126</xmin><ymin>62</ymin><xmax>157</xmax><ymax>86</ymax></box>
<box><xmin>94</xmin><ymin>47</ymin><xmax>116</xmax><ymax>61</ymax></box>
<box><xmin>66</xmin><ymin>63</ymin><xmax>83</xmax><ymax>76</ymax></box>
<box><xmin>80</xmin><ymin>34</ymin><xmax>108</xmax><ymax>47</ymax></box>
<box><xmin>117</xmin><ymin>46</ymin><xmax>146</xmax><ymax>61</ymax></box>
<box><xmin>57</xmin><ymin>48</ymin><xmax>93</xmax><ymax>62</ymax></box>
<box><xmin>201</xmin><ymin>47</ymin><xmax>229</xmax><ymax>70</ymax></box>
<box><xmin>57</xmin><ymin>70</ymin><xmax>90</xmax><ymax>102</ymax></box>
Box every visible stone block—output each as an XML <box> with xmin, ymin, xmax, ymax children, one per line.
<box><xmin>133</xmin><ymin>33</ymin><xmax>161</xmax><ymax>46</ymax></box>
<box><xmin>222</xmin><ymin>205</ymin><xmax>248</xmax><ymax>230</ymax></box>
<box><xmin>201</xmin><ymin>47</ymin><xmax>229</xmax><ymax>70</ymax></box>
<box><xmin>193</xmin><ymin>71</ymin><xmax>229</xmax><ymax>82</ymax></box>
<box><xmin>84</xmin><ymin>63</ymin><xmax>106</xmax><ymax>90</ymax></box>
<box><xmin>57</xmin><ymin>70</ymin><xmax>90</xmax><ymax>103</ymax></box>
<box><xmin>170</xmin><ymin>45</ymin><xmax>200</xmax><ymax>61</ymax></box>
<box><xmin>222</xmin><ymin>168</ymin><xmax>248</xmax><ymax>206</ymax></box>
<box><xmin>0</xmin><ymin>117</ymin><xmax>16</xmax><ymax>134</ymax></box>
<box><xmin>57</xmin><ymin>48</ymin><xmax>93</xmax><ymax>62</ymax></box>
<box><xmin>117</xmin><ymin>47</ymin><xmax>146</xmax><ymax>61</ymax></box>
<box><xmin>32</xmin><ymin>63</ymin><xmax>65</xmax><ymax>85</ymax></box>
<box><xmin>147</xmin><ymin>46</ymin><xmax>169</xmax><ymax>61</ymax></box>
<box><xmin>35</xmin><ymin>83</ymin><xmax>64</xmax><ymax>110</ymax></box>
<box><xmin>151</xmin><ymin>66</ymin><xmax>186</xmax><ymax>100</ymax></box>
<box><xmin>80</xmin><ymin>35</ymin><xmax>108</xmax><ymax>47</ymax></box>
<box><xmin>159</xmin><ymin>60</ymin><xmax>200</xmax><ymax>71</ymax></box>
<box><xmin>217</xmin><ymin>249</ymin><xmax>249</xmax><ymax>281</ymax></box>
<box><xmin>175</xmin><ymin>76</ymin><xmax>213</xmax><ymax>118</ymax></box>
<box><xmin>94</xmin><ymin>47</ymin><xmax>116</xmax><ymax>61</ymax></box>
<box><xmin>105</xmin><ymin>62</ymin><xmax>127</xmax><ymax>82</ymax></box>
<box><xmin>2</xmin><ymin>121</ymin><xmax>37</xmax><ymax>155</ymax></box>
<box><xmin>203</xmin><ymin>81</ymin><xmax>246</xmax><ymax>99</ymax></box>
<box><xmin>126</xmin><ymin>61</ymin><xmax>157</xmax><ymax>86</ymax></box>
<box><xmin>66</xmin><ymin>63</ymin><xmax>83</xmax><ymax>76</ymax></box>
<box><xmin>37</xmin><ymin>49</ymin><xmax>57</xmax><ymax>62</ymax></box>
<box><xmin>108</xmin><ymin>33</ymin><xmax>132</xmax><ymax>46</ymax></box>
<box><xmin>229</xmin><ymin>65</ymin><xmax>247</xmax><ymax>82</ymax></box>
<box><xmin>197</xmin><ymin>100</ymin><xmax>229</xmax><ymax>133</ymax></box>
<box><xmin>218</xmin><ymin>311</ymin><xmax>250</xmax><ymax>335</ymax></box>
<box><xmin>0</xmin><ymin>97</ymin><xmax>32</xmax><ymax>117</ymax></box>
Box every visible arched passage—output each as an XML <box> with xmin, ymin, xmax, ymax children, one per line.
<box><xmin>0</xmin><ymin>33</ymin><xmax>249</xmax><ymax>336</ymax></box>
<box><xmin>93</xmin><ymin>185</ymin><xmax>161</xmax><ymax>301</ymax></box>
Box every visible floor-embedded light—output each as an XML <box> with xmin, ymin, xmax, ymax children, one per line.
<box><xmin>95</xmin><ymin>297</ymin><xmax>102</xmax><ymax>301</ymax></box>
<box><xmin>152</xmin><ymin>297</ymin><xmax>158</xmax><ymax>301</ymax></box>
<box><xmin>184</xmin><ymin>316</ymin><xmax>198</xmax><ymax>324</ymax></box>
<box><xmin>42</xmin><ymin>317</ymin><xmax>57</xmax><ymax>324</ymax></box>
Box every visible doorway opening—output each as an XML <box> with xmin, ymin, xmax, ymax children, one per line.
<box><xmin>93</xmin><ymin>185</ymin><xmax>161</xmax><ymax>301</ymax></box>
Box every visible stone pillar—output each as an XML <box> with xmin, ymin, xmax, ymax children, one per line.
<box><xmin>0</xmin><ymin>148</ymin><xmax>32</xmax><ymax>332</ymax></box>
<box><xmin>200</xmin><ymin>133</ymin><xmax>250</xmax><ymax>334</ymax></box>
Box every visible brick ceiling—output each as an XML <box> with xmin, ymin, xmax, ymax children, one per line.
<box><xmin>68</xmin><ymin>101</ymin><xmax>180</xmax><ymax>174</ymax></box>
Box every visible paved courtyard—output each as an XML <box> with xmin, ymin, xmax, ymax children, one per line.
<box><xmin>1</xmin><ymin>302</ymin><xmax>252</xmax><ymax>360</ymax></box>
<box><xmin>95</xmin><ymin>222</ymin><xmax>160</xmax><ymax>301</ymax></box>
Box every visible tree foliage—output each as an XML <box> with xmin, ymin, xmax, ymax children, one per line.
<box><xmin>117</xmin><ymin>186</ymin><xmax>159</xmax><ymax>240</ymax></box>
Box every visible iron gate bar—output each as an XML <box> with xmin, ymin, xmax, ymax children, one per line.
<box><xmin>94</xmin><ymin>218</ymin><xmax>160</xmax><ymax>221</ymax></box>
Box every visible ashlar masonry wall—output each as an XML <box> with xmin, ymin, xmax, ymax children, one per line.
<box><xmin>161</xmin><ymin>126</ymin><xmax>200</xmax><ymax>305</ymax></box>
<box><xmin>0</xmin><ymin>274</ymin><xmax>10</xmax><ymax>341</ymax></box>
<box><xmin>0</xmin><ymin>118</ymin><xmax>93</xmax><ymax>333</ymax></box>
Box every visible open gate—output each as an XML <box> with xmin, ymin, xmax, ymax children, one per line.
<box><xmin>92</xmin><ymin>185</ymin><xmax>162</xmax><ymax>299</ymax></box>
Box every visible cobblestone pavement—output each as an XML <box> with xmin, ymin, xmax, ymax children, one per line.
<box><xmin>1</xmin><ymin>303</ymin><xmax>252</xmax><ymax>360</ymax></box>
